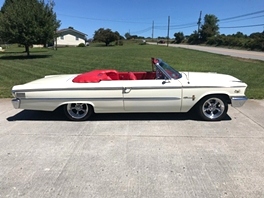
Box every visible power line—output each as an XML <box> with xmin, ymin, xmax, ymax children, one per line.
<box><xmin>130</xmin><ymin>27</ymin><xmax>152</xmax><ymax>35</ymax></box>
<box><xmin>169</xmin><ymin>24</ymin><xmax>197</xmax><ymax>30</ymax></box>
<box><xmin>57</xmin><ymin>9</ymin><xmax>264</xmax><ymax>36</ymax></box>
<box><xmin>219</xmin><ymin>14</ymin><xmax>264</xmax><ymax>24</ymax></box>
<box><xmin>155</xmin><ymin>23</ymin><xmax>197</xmax><ymax>30</ymax></box>
<box><xmin>171</xmin><ymin>22</ymin><xmax>197</xmax><ymax>28</ymax></box>
<box><xmin>220</xmin><ymin>23</ymin><xmax>264</xmax><ymax>28</ymax></box>
<box><xmin>220</xmin><ymin>9</ymin><xmax>264</xmax><ymax>21</ymax></box>
<box><xmin>155</xmin><ymin>22</ymin><xmax>196</xmax><ymax>29</ymax></box>
<box><xmin>57</xmin><ymin>13</ymin><xmax>151</xmax><ymax>24</ymax></box>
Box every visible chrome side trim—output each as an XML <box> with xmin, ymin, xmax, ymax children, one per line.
<box><xmin>12</xmin><ymin>87</ymin><xmax>182</xmax><ymax>93</ymax></box>
<box><xmin>16</xmin><ymin>97</ymin><xmax>181</xmax><ymax>101</ymax></box>
<box><xmin>127</xmin><ymin>86</ymin><xmax>181</xmax><ymax>90</ymax></box>
<box><xmin>230</xmin><ymin>96</ymin><xmax>247</xmax><ymax>107</ymax></box>
<box><xmin>12</xmin><ymin>87</ymin><xmax>124</xmax><ymax>93</ymax></box>
<box><xmin>124</xmin><ymin>97</ymin><xmax>181</xmax><ymax>101</ymax></box>
<box><xmin>12</xmin><ymin>85</ymin><xmax>247</xmax><ymax>94</ymax></box>
<box><xmin>18</xmin><ymin>97</ymin><xmax>123</xmax><ymax>101</ymax></box>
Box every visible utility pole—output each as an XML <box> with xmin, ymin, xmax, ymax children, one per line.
<box><xmin>152</xmin><ymin>21</ymin><xmax>154</xmax><ymax>40</ymax></box>
<box><xmin>197</xmin><ymin>11</ymin><xmax>202</xmax><ymax>32</ymax></box>
<box><xmin>167</xmin><ymin>16</ymin><xmax>170</xmax><ymax>47</ymax></box>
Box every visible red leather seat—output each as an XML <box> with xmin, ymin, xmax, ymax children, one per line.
<box><xmin>128</xmin><ymin>72</ymin><xmax>137</xmax><ymax>80</ymax></box>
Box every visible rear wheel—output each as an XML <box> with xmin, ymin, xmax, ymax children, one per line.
<box><xmin>64</xmin><ymin>103</ymin><xmax>93</xmax><ymax>121</ymax></box>
<box><xmin>198</xmin><ymin>96</ymin><xmax>228</xmax><ymax>121</ymax></box>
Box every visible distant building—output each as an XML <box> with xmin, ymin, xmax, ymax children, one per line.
<box><xmin>55</xmin><ymin>27</ymin><xmax>88</xmax><ymax>47</ymax></box>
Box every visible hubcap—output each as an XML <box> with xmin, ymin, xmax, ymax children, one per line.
<box><xmin>202</xmin><ymin>98</ymin><xmax>225</xmax><ymax>119</ymax></box>
<box><xmin>67</xmin><ymin>103</ymin><xmax>89</xmax><ymax>119</ymax></box>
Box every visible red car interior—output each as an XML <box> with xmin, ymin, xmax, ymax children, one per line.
<box><xmin>72</xmin><ymin>70</ymin><xmax>156</xmax><ymax>83</ymax></box>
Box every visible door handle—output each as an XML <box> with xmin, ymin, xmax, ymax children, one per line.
<box><xmin>162</xmin><ymin>80</ymin><xmax>170</xmax><ymax>84</ymax></box>
<box><xmin>123</xmin><ymin>88</ymin><xmax>131</xmax><ymax>94</ymax></box>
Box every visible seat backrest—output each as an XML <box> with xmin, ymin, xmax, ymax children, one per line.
<box><xmin>128</xmin><ymin>72</ymin><xmax>137</xmax><ymax>80</ymax></box>
<box><xmin>106</xmin><ymin>71</ymin><xmax>119</xmax><ymax>80</ymax></box>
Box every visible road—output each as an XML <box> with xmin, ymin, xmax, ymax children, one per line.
<box><xmin>148</xmin><ymin>42</ymin><xmax>264</xmax><ymax>61</ymax></box>
<box><xmin>0</xmin><ymin>99</ymin><xmax>264</xmax><ymax>197</ymax></box>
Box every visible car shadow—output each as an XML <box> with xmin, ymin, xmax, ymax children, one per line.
<box><xmin>7</xmin><ymin>109</ymin><xmax>232</xmax><ymax>122</ymax></box>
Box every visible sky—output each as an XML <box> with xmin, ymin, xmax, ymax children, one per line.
<box><xmin>1</xmin><ymin>0</ymin><xmax>264</xmax><ymax>39</ymax></box>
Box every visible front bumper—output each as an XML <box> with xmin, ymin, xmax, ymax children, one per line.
<box><xmin>230</xmin><ymin>96</ymin><xmax>247</xmax><ymax>107</ymax></box>
<box><xmin>12</xmin><ymin>98</ymin><xmax>21</xmax><ymax>109</ymax></box>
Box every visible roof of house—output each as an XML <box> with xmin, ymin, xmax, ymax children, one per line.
<box><xmin>57</xmin><ymin>28</ymin><xmax>87</xmax><ymax>36</ymax></box>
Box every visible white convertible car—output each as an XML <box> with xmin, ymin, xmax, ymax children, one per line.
<box><xmin>11</xmin><ymin>58</ymin><xmax>247</xmax><ymax>121</ymax></box>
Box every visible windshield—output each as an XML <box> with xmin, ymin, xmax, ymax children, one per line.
<box><xmin>158</xmin><ymin>59</ymin><xmax>182</xmax><ymax>80</ymax></box>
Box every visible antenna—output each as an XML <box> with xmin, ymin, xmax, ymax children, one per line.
<box><xmin>183</xmin><ymin>72</ymin><xmax>190</xmax><ymax>84</ymax></box>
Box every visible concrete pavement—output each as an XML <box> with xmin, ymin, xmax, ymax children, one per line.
<box><xmin>0</xmin><ymin>99</ymin><xmax>264</xmax><ymax>197</ymax></box>
<box><xmin>148</xmin><ymin>42</ymin><xmax>264</xmax><ymax>61</ymax></box>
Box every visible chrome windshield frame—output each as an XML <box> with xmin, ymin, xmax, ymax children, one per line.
<box><xmin>155</xmin><ymin>64</ymin><xmax>172</xmax><ymax>80</ymax></box>
<box><xmin>155</xmin><ymin>59</ymin><xmax>182</xmax><ymax>80</ymax></box>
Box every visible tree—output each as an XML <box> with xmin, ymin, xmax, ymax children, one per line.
<box><xmin>246</xmin><ymin>31</ymin><xmax>264</xmax><ymax>51</ymax></box>
<box><xmin>233</xmin><ymin>31</ymin><xmax>246</xmax><ymax>38</ymax></box>
<box><xmin>200</xmin><ymin>14</ymin><xmax>219</xmax><ymax>42</ymax></box>
<box><xmin>0</xmin><ymin>0</ymin><xmax>60</xmax><ymax>56</ymax></box>
<box><xmin>174</xmin><ymin>32</ymin><xmax>184</xmax><ymax>44</ymax></box>
<box><xmin>187</xmin><ymin>30</ymin><xmax>200</xmax><ymax>44</ymax></box>
<box><xmin>93</xmin><ymin>28</ymin><xmax>119</xmax><ymax>46</ymax></box>
<box><xmin>124</xmin><ymin>32</ymin><xmax>131</xmax><ymax>40</ymax></box>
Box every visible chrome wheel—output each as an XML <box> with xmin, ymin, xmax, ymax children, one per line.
<box><xmin>198</xmin><ymin>96</ymin><xmax>228</xmax><ymax>121</ymax></box>
<box><xmin>64</xmin><ymin>103</ymin><xmax>92</xmax><ymax>121</ymax></box>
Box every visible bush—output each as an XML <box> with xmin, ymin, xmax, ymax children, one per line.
<box><xmin>139</xmin><ymin>40</ymin><xmax>146</xmax><ymax>45</ymax></box>
<box><xmin>207</xmin><ymin>35</ymin><xmax>226</xmax><ymax>46</ymax></box>
<box><xmin>245</xmin><ymin>38</ymin><xmax>264</xmax><ymax>51</ymax></box>
<box><xmin>115</xmin><ymin>40</ymin><xmax>123</xmax><ymax>46</ymax></box>
<box><xmin>78</xmin><ymin>43</ymin><xmax>85</xmax><ymax>47</ymax></box>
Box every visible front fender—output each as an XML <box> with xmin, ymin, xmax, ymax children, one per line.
<box><xmin>181</xmin><ymin>89</ymin><xmax>232</xmax><ymax>112</ymax></box>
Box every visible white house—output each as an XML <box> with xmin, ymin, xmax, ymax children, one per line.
<box><xmin>55</xmin><ymin>28</ymin><xmax>88</xmax><ymax>47</ymax></box>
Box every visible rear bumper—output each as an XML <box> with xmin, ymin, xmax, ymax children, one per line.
<box><xmin>12</xmin><ymin>98</ymin><xmax>21</xmax><ymax>109</ymax></box>
<box><xmin>230</xmin><ymin>96</ymin><xmax>247</xmax><ymax>107</ymax></box>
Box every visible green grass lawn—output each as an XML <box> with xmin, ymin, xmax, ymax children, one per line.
<box><xmin>0</xmin><ymin>42</ymin><xmax>264</xmax><ymax>98</ymax></box>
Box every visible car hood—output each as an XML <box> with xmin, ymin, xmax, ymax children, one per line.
<box><xmin>178</xmin><ymin>72</ymin><xmax>247</xmax><ymax>87</ymax></box>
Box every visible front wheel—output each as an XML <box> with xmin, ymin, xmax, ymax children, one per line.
<box><xmin>197</xmin><ymin>96</ymin><xmax>228</xmax><ymax>121</ymax></box>
<box><xmin>64</xmin><ymin>103</ymin><xmax>93</xmax><ymax>121</ymax></box>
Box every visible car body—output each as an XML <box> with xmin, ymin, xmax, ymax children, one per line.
<box><xmin>11</xmin><ymin>58</ymin><xmax>247</xmax><ymax>121</ymax></box>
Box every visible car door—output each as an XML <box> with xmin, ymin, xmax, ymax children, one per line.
<box><xmin>122</xmin><ymin>79</ymin><xmax>182</xmax><ymax>112</ymax></box>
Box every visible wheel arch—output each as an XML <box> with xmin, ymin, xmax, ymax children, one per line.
<box><xmin>55</xmin><ymin>101</ymin><xmax>95</xmax><ymax>112</ymax></box>
<box><xmin>197</xmin><ymin>93</ymin><xmax>231</xmax><ymax>105</ymax></box>
<box><xmin>189</xmin><ymin>93</ymin><xmax>231</xmax><ymax>112</ymax></box>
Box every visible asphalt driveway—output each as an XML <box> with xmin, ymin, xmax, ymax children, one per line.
<box><xmin>0</xmin><ymin>99</ymin><xmax>264</xmax><ymax>198</ymax></box>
